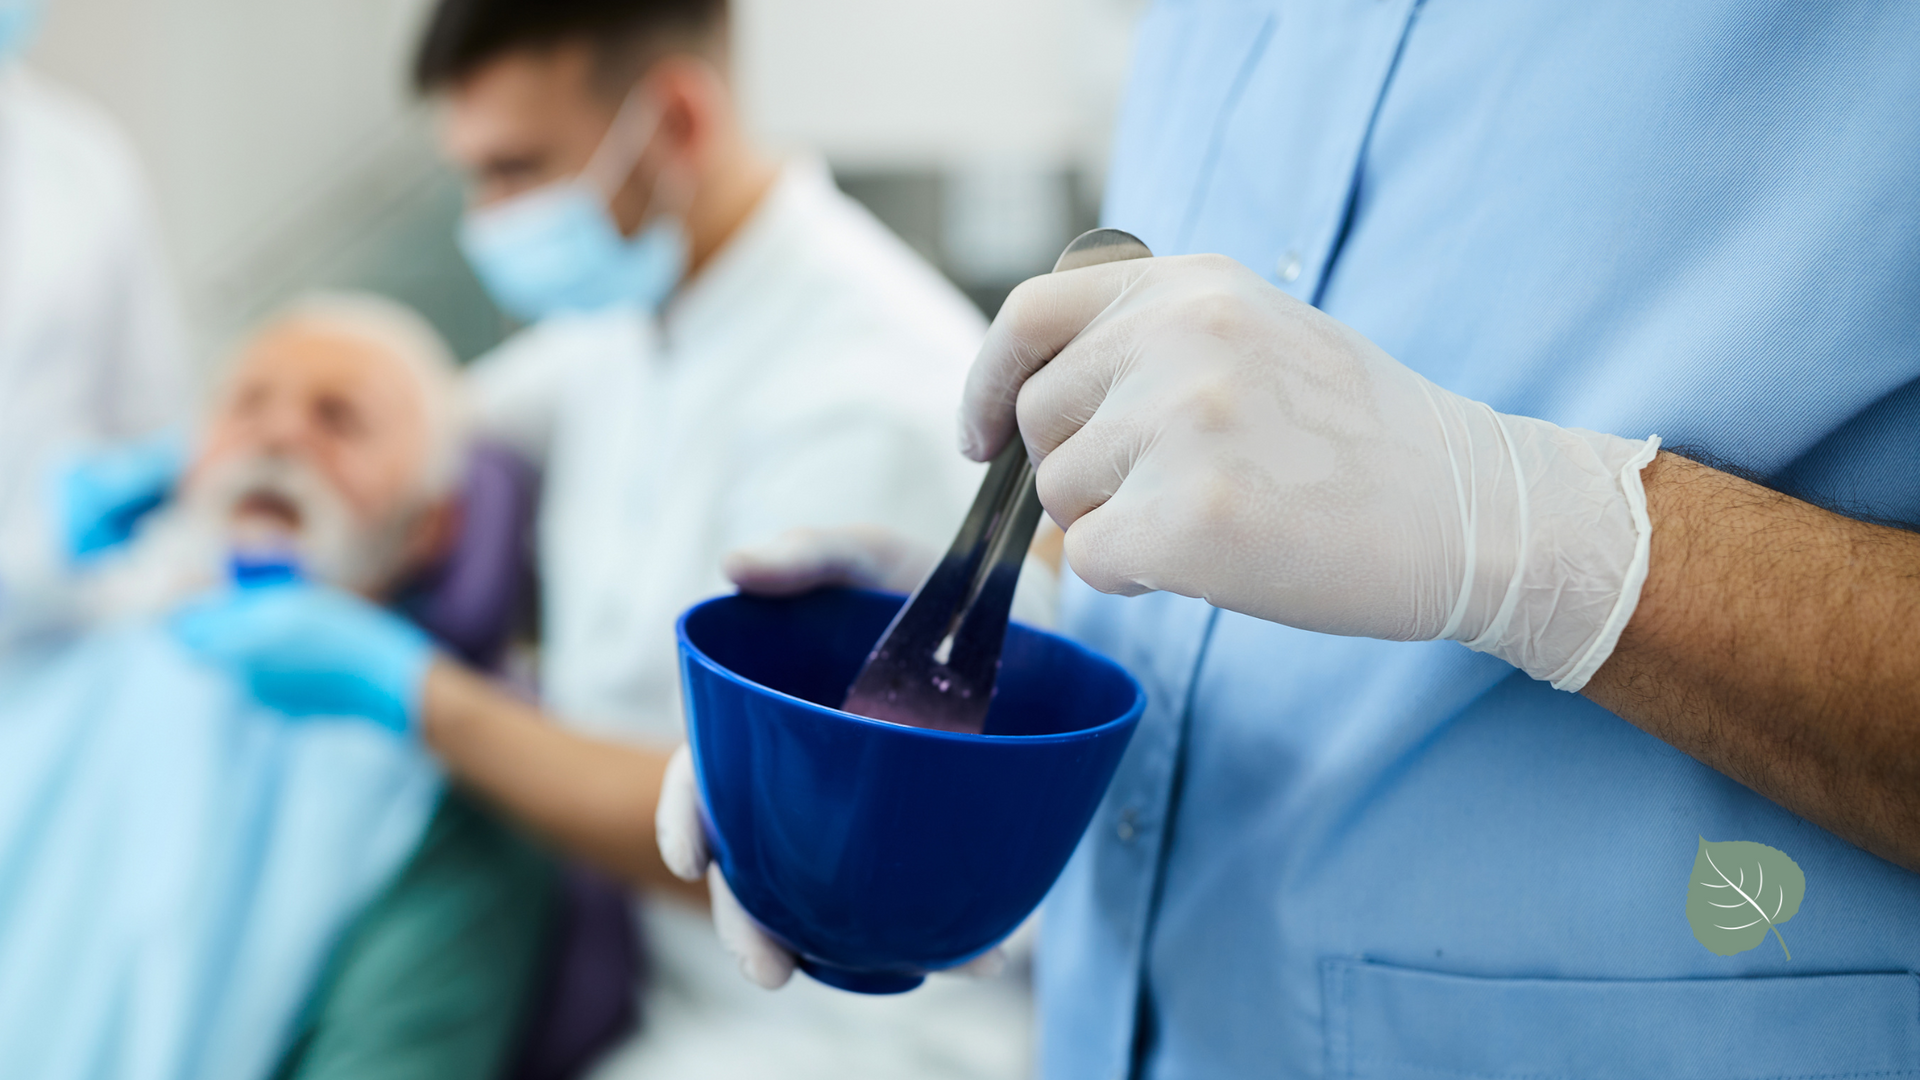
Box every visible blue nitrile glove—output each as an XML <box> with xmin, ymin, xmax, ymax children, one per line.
<box><xmin>57</xmin><ymin>431</ymin><xmax>187</xmax><ymax>560</ymax></box>
<box><xmin>170</xmin><ymin>582</ymin><xmax>434</xmax><ymax>735</ymax></box>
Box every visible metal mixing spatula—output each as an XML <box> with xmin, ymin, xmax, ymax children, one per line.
<box><xmin>841</xmin><ymin>228</ymin><xmax>1154</xmax><ymax>733</ymax></box>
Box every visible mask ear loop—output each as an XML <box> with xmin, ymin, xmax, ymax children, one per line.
<box><xmin>580</xmin><ymin>85</ymin><xmax>667</xmax><ymax>204</ymax></box>
<box><xmin>581</xmin><ymin>82</ymin><xmax>696</xmax><ymax>232</ymax></box>
<box><xmin>646</xmin><ymin>156</ymin><xmax>697</xmax><ymax>223</ymax></box>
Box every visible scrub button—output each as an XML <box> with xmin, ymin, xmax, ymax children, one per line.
<box><xmin>1116</xmin><ymin>808</ymin><xmax>1139</xmax><ymax>843</ymax></box>
<box><xmin>1278</xmin><ymin>250</ymin><xmax>1303</xmax><ymax>284</ymax></box>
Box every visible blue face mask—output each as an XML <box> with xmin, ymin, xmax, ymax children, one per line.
<box><xmin>459</xmin><ymin>183</ymin><xmax>687</xmax><ymax>322</ymax></box>
<box><xmin>458</xmin><ymin>89</ymin><xmax>690</xmax><ymax>323</ymax></box>
<box><xmin>0</xmin><ymin>0</ymin><xmax>46</xmax><ymax>61</ymax></box>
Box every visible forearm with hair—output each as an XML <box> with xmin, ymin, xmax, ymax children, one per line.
<box><xmin>1585</xmin><ymin>452</ymin><xmax>1920</xmax><ymax>868</ymax></box>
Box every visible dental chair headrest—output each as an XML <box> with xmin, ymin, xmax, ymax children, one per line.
<box><xmin>396</xmin><ymin>441</ymin><xmax>539</xmax><ymax>670</ymax></box>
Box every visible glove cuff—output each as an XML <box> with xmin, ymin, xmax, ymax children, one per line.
<box><xmin>364</xmin><ymin>617</ymin><xmax>435</xmax><ymax>736</ymax></box>
<box><xmin>1539</xmin><ymin>433</ymin><xmax>1659</xmax><ymax>691</ymax></box>
<box><xmin>1450</xmin><ymin>409</ymin><xmax>1660</xmax><ymax>692</ymax></box>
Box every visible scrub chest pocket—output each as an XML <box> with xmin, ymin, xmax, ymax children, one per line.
<box><xmin>1321</xmin><ymin>960</ymin><xmax>1920</xmax><ymax>1079</ymax></box>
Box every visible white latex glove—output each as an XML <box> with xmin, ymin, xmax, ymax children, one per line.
<box><xmin>724</xmin><ymin>524</ymin><xmax>1060</xmax><ymax>630</ymax></box>
<box><xmin>722</xmin><ymin>525</ymin><xmax>936</xmax><ymax>598</ymax></box>
<box><xmin>656</xmin><ymin>743</ymin><xmax>1008</xmax><ymax>990</ymax></box>
<box><xmin>657</xmin><ymin>744</ymin><xmax>798</xmax><ymax>989</ymax></box>
<box><xmin>669</xmin><ymin>526</ymin><xmax>1044</xmax><ymax>989</ymax></box>
<box><xmin>660</xmin><ymin>527</ymin><xmax>1045</xmax><ymax>989</ymax></box>
<box><xmin>959</xmin><ymin>254</ymin><xmax>1658</xmax><ymax>691</ymax></box>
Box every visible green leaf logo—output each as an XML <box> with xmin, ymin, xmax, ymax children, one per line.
<box><xmin>1685</xmin><ymin>837</ymin><xmax>1804</xmax><ymax>959</ymax></box>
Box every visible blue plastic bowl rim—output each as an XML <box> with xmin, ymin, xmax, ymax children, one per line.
<box><xmin>675</xmin><ymin>589</ymin><xmax>1146</xmax><ymax>747</ymax></box>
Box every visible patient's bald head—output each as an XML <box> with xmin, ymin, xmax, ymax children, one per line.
<box><xmin>183</xmin><ymin>294</ymin><xmax>467</xmax><ymax>595</ymax></box>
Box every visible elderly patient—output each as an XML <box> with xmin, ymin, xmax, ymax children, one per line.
<box><xmin>0</xmin><ymin>294</ymin><xmax>552</xmax><ymax>1080</ymax></box>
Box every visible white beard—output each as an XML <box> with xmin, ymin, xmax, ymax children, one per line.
<box><xmin>82</xmin><ymin>454</ymin><xmax>423</xmax><ymax>624</ymax></box>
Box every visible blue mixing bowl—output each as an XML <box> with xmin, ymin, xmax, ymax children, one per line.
<box><xmin>677</xmin><ymin>588</ymin><xmax>1144</xmax><ymax>994</ymax></box>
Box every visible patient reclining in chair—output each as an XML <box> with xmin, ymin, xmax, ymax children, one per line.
<box><xmin>0</xmin><ymin>294</ymin><xmax>556</xmax><ymax>1080</ymax></box>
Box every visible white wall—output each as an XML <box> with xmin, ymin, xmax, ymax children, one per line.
<box><xmin>24</xmin><ymin>0</ymin><xmax>1140</xmax><ymax>349</ymax></box>
<box><xmin>30</xmin><ymin>0</ymin><xmax>442</xmax><ymax>343</ymax></box>
<box><xmin>736</xmin><ymin>0</ymin><xmax>1138</xmax><ymax>172</ymax></box>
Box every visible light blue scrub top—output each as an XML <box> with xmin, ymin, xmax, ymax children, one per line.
<box><xmin>1040</xmin><ymin>3</ymin><xmax>1920</xmax><ymax>1079</ymax></box>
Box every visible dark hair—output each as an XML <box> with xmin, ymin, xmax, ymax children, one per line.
<box><xmin>412</xmin><ymin>0</ymin><xmax>724</xmax><ymax>94</ymax></box>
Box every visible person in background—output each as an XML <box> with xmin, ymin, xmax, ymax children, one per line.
<box><xmin>0</xmin><ymin>0</ymin><xmax>191</xmax><ymax>615</ymax></box>
<box><xmin>0</xmin><ymin>293</ymin><xmax>551</xmax><ymax>1080</ymax></box>
<box><xmin>424</xmin><ymin>0</ymin><xmax>988</xmax><ymax>752</ymax></box>
<box><xmin>171</xmin><ymin>1</ymin><xmax>1036</xmax><ymax>1076</ymax></box>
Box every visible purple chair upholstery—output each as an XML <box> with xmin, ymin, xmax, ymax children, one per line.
<box><xmin>508</xmin><ymin>864</ymin><xmax>647</xmax><ymax>1080</ymax></box>
<box><xmin>397</xmin><ymin>441</ymin><xmax>642</xmax><ymax>1080</ymax></box>
<box><xmin>398</xmin><ymin>441</ymin><xmax>540</xmax><ymax>669</ymax></box>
